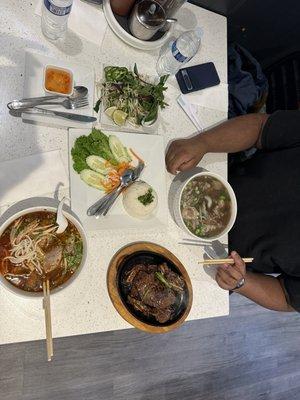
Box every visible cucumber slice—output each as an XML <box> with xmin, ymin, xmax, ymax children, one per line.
<box><xmin>86</xmin><ymin>155</ymin><xmax>114</xmax><ymax>175</ymax></box>
<box><xmin>109</xmin><ymin>135</ymin><xmax>132</xmax><ymax>164</ymax></box>
<box><xmin>80</xmin><ymin>169</ymin><xmax>106</xmax><ymax>191</ymax></box>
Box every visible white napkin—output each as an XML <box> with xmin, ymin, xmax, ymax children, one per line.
<box><xmin>35</xmin><ymin>0</ymin><xmax>107</xmax><ymax>47</ymax></box>
<box><xmin>0</xmin><ymin>151</ymin><xmax>68</xmax><ymax>208</ymax></box>
<box><xmin>177</xmin><ymin>95</ymin><xmax>204</xmax><ymax>131</ymax></box>
<box><xmin>183</xmin><ymin>83</ymin><xmax>228</xmax><ymax>113</ymax></box>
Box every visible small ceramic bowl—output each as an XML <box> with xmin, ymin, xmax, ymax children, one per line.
<box><xmin>43</xmin><ymin>64</ymin><xmax>74</xmax><ymax>96</ymax></box>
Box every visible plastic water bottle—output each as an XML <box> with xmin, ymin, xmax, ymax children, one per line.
<box><xmin>156</xmin><ymin>28</ymin><xmax>203</xmax><ymax>76</ymax></box>
<box><xmin>41</xmin><ymin>0</ymin><xmax>73</xmax><ymax>40</ymax></box>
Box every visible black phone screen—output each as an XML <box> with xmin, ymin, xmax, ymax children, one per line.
<box><xmin>176</xmin><ymin>62</ymin><xmax>220</xmax><ymax>94</ymax></box>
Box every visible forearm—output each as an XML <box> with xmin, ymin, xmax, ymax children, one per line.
<box><xmin>199</xmin><ymin>114</ymin><xmax>269</xmax><ymax>154</ymax></box>
<box><xmin>234</xmin><ymin>272</ymin><xmax>294</xmax><ymax>312</ymax></box>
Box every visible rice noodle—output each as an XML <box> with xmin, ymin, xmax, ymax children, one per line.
<box><xmin>3</xmin><ymin>217</ymin><xmax>58</xmax><ymax>276</ymax></box>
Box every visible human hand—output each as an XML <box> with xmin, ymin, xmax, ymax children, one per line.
<box><xmin>216</xmin><ymin>251</ymin><xmax>246</xmax><ymax>291</ymax></box>
<box><xmin>165</xmin><ymin>135</ymin><xmax>207</xmax><ymax>174</ymax></box>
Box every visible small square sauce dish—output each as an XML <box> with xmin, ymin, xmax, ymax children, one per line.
<box><xmin>43</xmin><ymin>65</ymin><xmax>74</xmax><ymax>96</ymax></box>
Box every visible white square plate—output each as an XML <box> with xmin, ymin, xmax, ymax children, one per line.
<box><xmin>99</xmin><ymin>64</ymin><xmax>163</xmax><ymax>135</ymax></box>
<box><xmin>69</xmin><ymin>128</ymin><xmax>168</xmax><ymax>231</ymax></box>
<box><xmin>22</xmin><ymin>50</ymin><xmax>95</xmax><ymax>129</ymax></box>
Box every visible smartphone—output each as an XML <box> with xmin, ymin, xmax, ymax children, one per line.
<box><xmin>176</xmin><ymin>62</ymin><xmax>220</xmax><ymax>94</ymax></box>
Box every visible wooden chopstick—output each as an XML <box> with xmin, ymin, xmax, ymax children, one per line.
<box><xmin>46</xmin><ymin>279</ymin><xmax>53</xmax><ymax>357</ymax></box>
<box><xmin>199</xmin><ymin>257</ymin><xmax>254</xmax><ymax>265</ymax></box>
<box><xmin>43</xmin><ymin>279</ymin><xmax>53</xmax><ymax>361</ymax></box>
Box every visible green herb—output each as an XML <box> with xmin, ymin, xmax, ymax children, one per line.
<box><xmin>64</xmin><ymin>240</ymin><xmax>83</xmax><ymax>271</ymax></box>
<box><xmin>71</xmin><ymin>128</ymin><xmax>118</xmax><ymax>173</ymax></box>
<box><xmin>138</xmin><ymin>188</ymin><xmax>154</xmax><ymax>206</ymax></box>
<box><xmin>219</xmin><ymin>191</ymin><xmax>230</xmax><ymax>201</ymax></box>
<box><xmin>99</xmin><ymin>65</ymin><xmax>169</xmax><ymax>126</ymax></box>
<box><xmin>155</xmin><ymin>272</ymin><xmax>184</xmax><ymax>292</ymax></box>
<box><xmin>94</xmin><ymin>98</ymin><xmax>101</xmax><ymax>113</ymax></box>
<box><xmin>155</xmin><ymin>272</ymin><xmax>172</xmax><ymax>289</ymax></box>
<box><xmin>195</xmin><ymin>225</ymin><xmax>204</xmax><ymax>237</ymax></box>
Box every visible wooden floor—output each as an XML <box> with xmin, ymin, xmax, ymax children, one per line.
<box><xmin>1</xmin><ymin>294</ymin><xmax>300</xmax><ymax>400</ymax></box>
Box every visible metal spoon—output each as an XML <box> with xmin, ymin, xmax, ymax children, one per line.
<box><xmin>7</xmin><ymin>86</ymin><xmax>89</xmax><ymax>110</ymax></box>
<box><xmin>86</xmin><ymin>169</ymin><xmax>133</xmax><ymax>219</ymax></box>
<box><xmin>23</xmin><ymin>86</ymin><xmax>88</xmax><ymax>102</ymax></box>
<box><xmin>56</xmin><ymin>197</ymin><xmax>68</xmax><ymax>234</ymax></box>
<box><xmin>96</xmin><ymin>169</ymin><xmax>135</xmax><ymax>218</ymax></box>
<box><xmin>147</xmin><ymin>17</ymin><xmax>177</xmax><ymax>23</ymax></box>
<box><xmin>87</xmin><ymin>163</ymin><xmax>144</xmax><ymax>217</ymax></box>
<box><xmin>96</xmin><ymin>161</ymin><xmax>145</xmax><ymax>218</ymax></box>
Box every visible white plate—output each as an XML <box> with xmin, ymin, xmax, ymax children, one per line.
<box><xmin>22</xmin><ymin>50</ymin><xmax>95</xmax><ymax>129</ymax></box>
<box><xmin>99</xmin><ymin>64</ymin><xmax>161</xmax><ymax>135</ymax></box>
<box><xmin>69</xmin><ymin>128</ymin><xmax>168</xmax><ymax>231</ymax></box>
<box><xmin>102</xmin><ymin>0</ymin><xmax>172</xmax><ymax>51</ymax></box>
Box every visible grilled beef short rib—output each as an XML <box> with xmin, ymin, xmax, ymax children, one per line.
<box><xmin>123</xmin><ymin>262</ymin><xmax>185</xmax><ymax>324</ymax></box>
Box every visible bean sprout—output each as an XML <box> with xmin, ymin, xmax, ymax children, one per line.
<box><xmin>3</xmin><ymin>217</ymin><xmax>58</xmax><ymax>276</ymax></box>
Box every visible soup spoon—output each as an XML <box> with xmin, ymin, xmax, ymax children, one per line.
<box><xmin>56</xmin><ymin>197</ymin><xmax>68</xmax><ymax>234</ymax></box>
<box><xmin>22</xmin><ymin>86</ymin><xmax>88</xmax><ymax>102</ymax></box>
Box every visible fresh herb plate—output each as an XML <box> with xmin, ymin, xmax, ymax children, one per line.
<box><xmin>97</xmin><ymin>64</ymin><xmax>169</xmax><ymax>135</ymax></box>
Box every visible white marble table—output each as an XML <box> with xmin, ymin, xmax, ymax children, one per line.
<box><xmin>0</xmin><ymin>0</ymin><xmax>228</xmax><ymax>345</ymax></box>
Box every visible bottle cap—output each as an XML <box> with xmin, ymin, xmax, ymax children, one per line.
<box><xmin>195</xmin><ymin>27</ymin><xmax>204</xmax><ymax>39</ymax></box>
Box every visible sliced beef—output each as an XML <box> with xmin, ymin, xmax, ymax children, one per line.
<box><xmin>159</xmin><ymin>263</ymin><xmax>185</xmax><ymax>292</ymax></box>
<box><xmin>124</xmin><ymin>262</ymin><xmax>184</xmax><ymax>324</ymax></box>
<box><xmin>25</xmin><ymin>271</ymin><xmax>42</xmax><ymax>291</ymax></box>
<box><xmin>153</xmin><ymin>308</ymin><xmax>173</xmax><ymax>323</ymax></box>
<box><xmin>44</xmin><ymin>245</ymin><xmax>63</xmax><ymax>274</ymax></box>
<box><xmin>127</xmin><ymin>296</ymin><xmax>152</xmax><ymax>317</ymax></box>
<box><xmin>124</xmin><ymin>264</ymin><xmax>145</xmax><ymax>284</ymax></box>
<box><xmin>143</xmin><ymin>285</ymin><xmax>176</xmax><ymax>309</ymax></box>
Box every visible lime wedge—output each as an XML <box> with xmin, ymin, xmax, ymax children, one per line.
<box><xmin>112</xmin><ymin>109</ymin><xmax>127</xmax><ymax>126</ymax></box>
<box><xmin>127</xmin><ymin>116</ymin><xmax>139</xmax><ymax>127</ymax></box>
<box><xmin>105</xmin><ymin>106</ymin><xmax>117</xmax><ymax>119</ymax></box>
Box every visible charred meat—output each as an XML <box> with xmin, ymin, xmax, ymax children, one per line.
<box><xmin>123</xmin><ymin>262</ymin><xmax>185</xmax><ymax>324</ymax></box>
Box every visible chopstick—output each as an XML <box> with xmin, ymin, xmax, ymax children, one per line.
<box><xmin>43</xmin><ymin>279</ymin><xmax>53</xmax><ymax>361</ymax></box>
<box><xmin>199</xmin><ymin>257</ymin><xmax>254</xmax><ymax>265</ymax></box>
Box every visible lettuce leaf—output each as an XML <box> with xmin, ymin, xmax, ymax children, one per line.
<box><xmin>71</xmin><ymin>128</ymin><xmax>118</xmax><ymax>173</ymax></box>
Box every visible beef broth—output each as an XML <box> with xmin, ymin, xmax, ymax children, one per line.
<box><xmin>180</xmin><ymin>175</ymin><xmax>232</xmax><ymax>238</ymax></box>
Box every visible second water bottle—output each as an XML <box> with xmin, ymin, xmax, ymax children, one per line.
<box><xmin>156</xmin><ymin>28</ymin><xmax>203</xmax><ymax>76</ymax></box>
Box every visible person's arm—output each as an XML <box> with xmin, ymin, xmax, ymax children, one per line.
<box><xmin>235</xmin><ymin>273</ymin><xmax>294</xmax><ymax>312</ymax></box>
<box><xmin>166</xmin><ymin>113</ymin><xmax>269</xmax><ymax>174</ymax></box>
<box><xmin>217</xmin><ymin>252</ymin><xmax>295</xmax><ymax>312</ymax></box>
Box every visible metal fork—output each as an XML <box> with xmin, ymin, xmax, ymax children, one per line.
<box><xmin>7</xmin><ymin>97</ymin><xmax>89</xmax><ymax>111</ymax></box>
<box><xmin>37</xmin><ymin>97</ymin><xmax>89</xmax><ymax>110</ymax></box>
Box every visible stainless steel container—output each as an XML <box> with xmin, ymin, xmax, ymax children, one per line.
<box><xmin>156</xmin><ymin>0</ymin><xmax>187</xmax><ymax>17</ymax></box>
<box><xmin>129</xmin><ymin>0</ymin><xmax>166</xmax><ymax>41</ymax></box>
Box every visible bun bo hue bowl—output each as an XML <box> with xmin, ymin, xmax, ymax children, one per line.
<box><xmin>0</xmin><ymin>200</ymin><xmax>87</xmax><ymax>297</ymax></box>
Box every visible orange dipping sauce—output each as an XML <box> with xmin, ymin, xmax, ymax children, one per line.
<box><xmin>44</xmin><ymin>66</ymin><xmax>73</xmax><ymax>95</ymax></box>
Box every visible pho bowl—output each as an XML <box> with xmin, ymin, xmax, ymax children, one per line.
<box><xmin>172</xmin><ymin>170</ymin><xmax>237</xmax><ymax>242</ymax></box>
<box><xmin>0</xmin><ymin>197</ymin><xmax>88</xmax><ymax>298</ymax></box>
<box><xmin>107</xmin><ymin>242</ymin><xmax>193</xmax><ymax>334</ymax></box>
